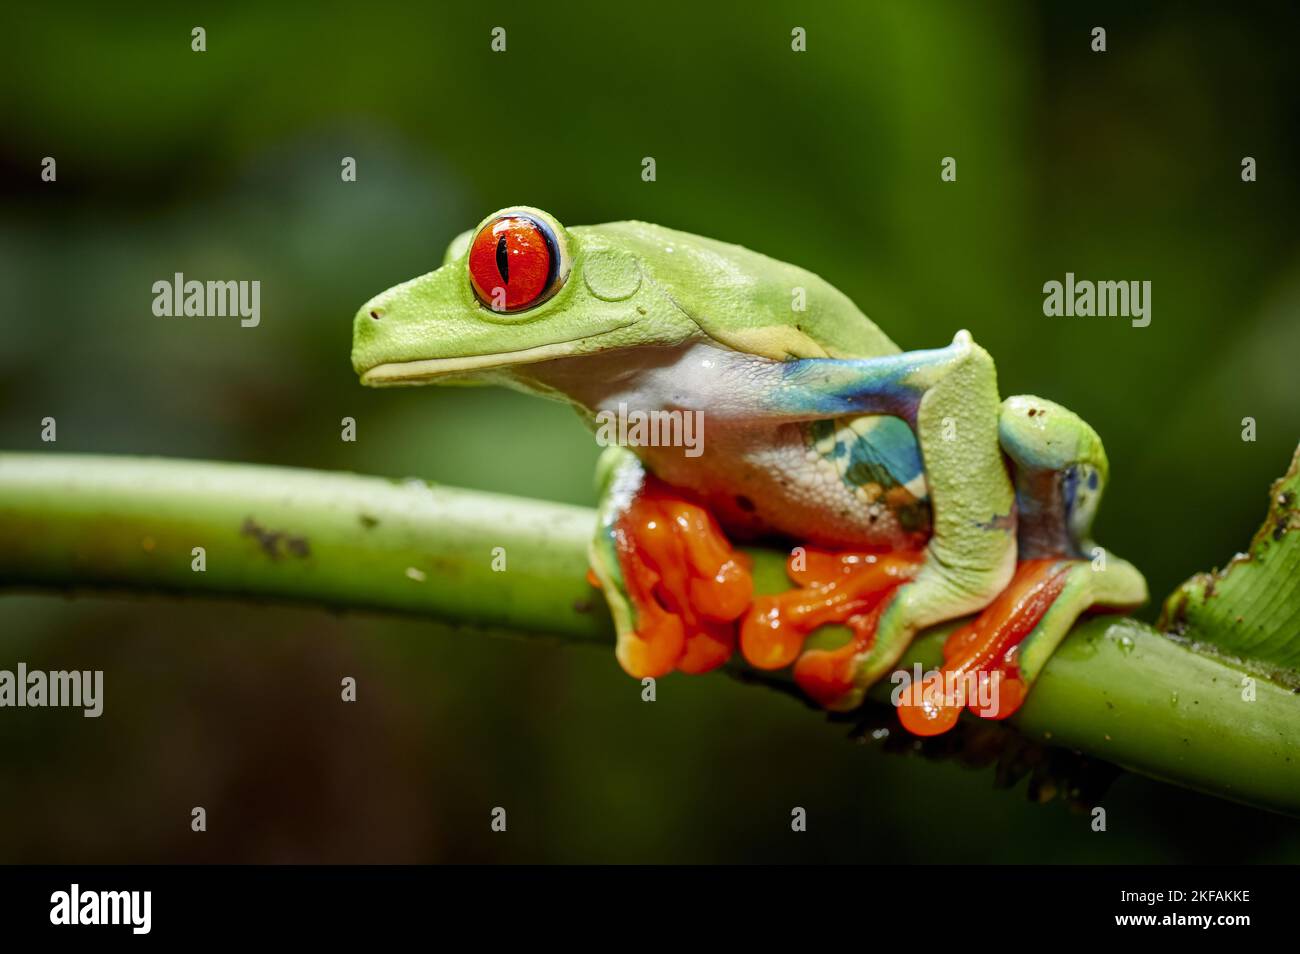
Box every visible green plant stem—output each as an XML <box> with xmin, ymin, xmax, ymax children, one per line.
<box><xmin>1</xmin><ymin>452</ymin><xmax>1296</xmax><ymax>815</ymax></box>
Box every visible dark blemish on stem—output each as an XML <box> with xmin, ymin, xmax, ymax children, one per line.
<box><xmin>241</xmin><ymin>517</ymin><xmax>311</xmax><ymax>560</ymax></box>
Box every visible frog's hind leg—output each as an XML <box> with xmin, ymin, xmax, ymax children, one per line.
<box><xmin>589</xmin><ymin>447</ymin><xmax>754</xmax><ymax>678</ymax></box>
<box><xmin>758</xmin><ymin>333</ymin><xmax>1021</xmax><ymax>714</ymax></box>
<box><xmin>896</xmin><ymin>396</ymin><xmax>1148</xmax><ymax>735</ymax></box>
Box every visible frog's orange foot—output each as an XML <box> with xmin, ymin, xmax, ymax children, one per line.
<box><xmin>740</xmin><ymin>548</ymin><xmax>924</xmax><ymax>708</ymax></box>
<box><xmin>607</xmin><ymin>477</ymin><xmax>753</xmax><ymax>679</ymax></box>
<box><xmin>895</xmin><ymin>559</ymin><xmax>1073</xmax><ymax>737</ymax></box>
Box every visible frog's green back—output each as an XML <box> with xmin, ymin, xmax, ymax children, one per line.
<box><xmin>577</xmin><ymin>221</ymin><xmax>899</xmax><ymax>361</ymax></box>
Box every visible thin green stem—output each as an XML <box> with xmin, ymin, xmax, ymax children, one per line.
<box><xmin>1</xmin><ymin>452</ymin><xmax>1296</xmax><ymax>815</ymax></box>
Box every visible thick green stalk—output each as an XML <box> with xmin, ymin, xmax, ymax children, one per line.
<box><xmin>1</xmin><ymin>452</ymin><xmax>1296</xmax><ymax>815</ymax></box>
<box><xmin>0</xmin><ymin>453</ymin><xmax>609</xmax><ymax>642</ymax></box>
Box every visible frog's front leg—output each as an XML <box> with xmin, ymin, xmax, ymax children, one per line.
<box><xmin>895</xmin><ymin>397</ymin><xmax>1148</xmax><ymax>735</ymax></box>
<box><xmin>756</xmin><ymin>332</ymin><xmax>1019</xmax><ymax>712</ymax></box>
<box><xmin>589</xmin><ymin>447</ymin><xmax>754</xmax><ymax>678</ymax></box>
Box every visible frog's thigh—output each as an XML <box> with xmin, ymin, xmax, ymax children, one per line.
<box><xmin>840</xmin><ymin>337</ymin><xmax>1018</xmax><ymax>705</ymax></box>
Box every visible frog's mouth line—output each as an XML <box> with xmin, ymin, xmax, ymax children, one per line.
<box><xmin>359</xmin><ymin>323</ymin><xmax>635</xmax><ymax>386</ymax></box>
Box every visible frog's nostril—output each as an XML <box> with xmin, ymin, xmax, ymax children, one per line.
<box><xmin>369</xmin><ymin>309</ymin><xmax>383</xmax><ymax>321</ymax></box>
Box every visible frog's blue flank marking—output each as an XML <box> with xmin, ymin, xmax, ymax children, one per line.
<box><xmin>809</xmin><ymin>414</ymin><xmax>931</xmax><ymax>533</ymax></box>
<box><xmin>810</xmin><ymin>415</ymin><xmax>925</xmax><ymax>493</ymax></box>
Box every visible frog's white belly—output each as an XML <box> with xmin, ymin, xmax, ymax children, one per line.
<box><xmin>635</xmin><ymin>418</ymin><xmax>928</xmax><ymax>549</ymax></box>
<box><xmin>516</xmin><ymin>341</ymin><xmax>931</xmax><ymax>550</ymax></box>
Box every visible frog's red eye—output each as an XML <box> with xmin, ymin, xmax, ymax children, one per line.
<box><xmin>468</xmin><ymin>214</ymin><xmax>561</xmax><ymax>312</ymax></box>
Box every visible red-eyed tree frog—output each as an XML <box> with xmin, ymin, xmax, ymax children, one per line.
<box><xmin>351</xmin><ymin>207</ymin><xmax>1147</xmax><ymax>735</ymax></box>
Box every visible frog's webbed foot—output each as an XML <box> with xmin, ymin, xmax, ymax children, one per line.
<box><xmin>897</xmin><ymin>554</ymin><xmax>1145</xmax><ymax>734</ymax></box>
<box><xmin>740</xmin><ymin>548</ymin><xmax>924</xmax><ymax>705</ymax></box>
<box><xmin>896</xmin><ymin>397</ymin><xmax>1148</xmax><ymax>735</ymax></box>
<box><xmin>589</xmin><ymin>448</ymin><xmax>753</xmax><ymax>678</ymax></box>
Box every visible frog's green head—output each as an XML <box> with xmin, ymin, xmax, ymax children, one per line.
<box><xmin>351</xmin><ymin>206</ymin><xmax>896</xmax><ymax>386</ymax></box>
<box><xmin>352</xmin><ymin>206</ymin><xmax>697</xmax><ymax>387</ymax></box>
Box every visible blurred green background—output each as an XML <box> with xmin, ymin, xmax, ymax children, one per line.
<box><xmin>2</xmin><ymin>1</ymin><xmax>1298</xmax><ymax>862</ymax></box>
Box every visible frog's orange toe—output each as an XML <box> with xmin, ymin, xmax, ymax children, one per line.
<box><xmin>677</xmin><ymin>622</ymin><xmax>736</xmax><ymax>674</ymax></box>
<box><xmin>792</xmin><ymin>645</ymin><xmax>858</xmax><ymax>708</ymax></box>
<box><xmin>611</xmin><ymin>477</ymin><xmax>752</xmax><ymax>679</ymax></box>
<box><xmin>739</xmin><ymin>596</ymin><xmax>803</xmax><ymax>669</ymax></box>
<box><xmin>894</xmin><ymin>559</ymin><xmax>1071</xmax><ymax>735</ymax></box>
<box><xmin>615</xmin><ymin>610</ymin><xmax>684</xmax><ymax>679</ymax></box>
<box><xmin>895</xmin><ymin>673</ymin><xmax>964</xmax><ymax>736</ymax></box>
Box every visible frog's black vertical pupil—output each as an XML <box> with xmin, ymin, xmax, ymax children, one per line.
<box><xmin>495</xmin><ymin>233</ymin><xmax>509</xmax><ymax>284</ymax></box>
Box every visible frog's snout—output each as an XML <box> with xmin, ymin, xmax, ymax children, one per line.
<box><xmin>351</xmin><ymin>290</ymin><xmax>395</xmax><ymax>378</ymax></box>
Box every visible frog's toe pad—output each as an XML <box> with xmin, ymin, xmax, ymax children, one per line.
<box><xmin>609</xmin><ymin>478</ymin><xmax>753</xmax><ymax>679</ymax></box>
